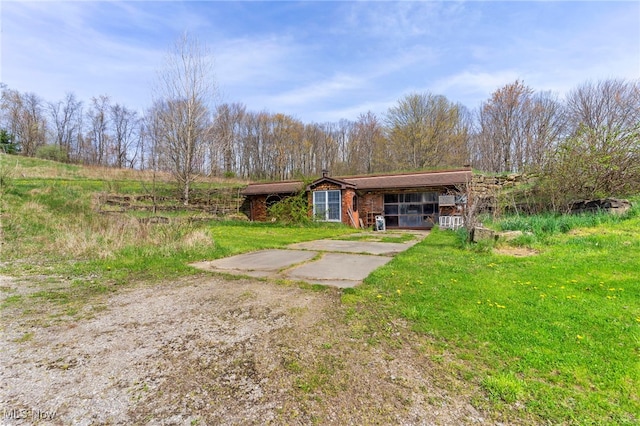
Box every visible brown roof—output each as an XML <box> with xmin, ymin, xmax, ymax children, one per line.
<box><xmin>241</xmin><ymin>180</ymin><xmax>303</xmax><ymax>196</ymax></box>
<box><xmin>342</xmin><ymin>169</ymin><xmax>472</xmax><ymax>190</ymax></box>
<box><xmin>242</xmin><ymin>169</ymin><xmax>472</xmax><ymax>196</ymax></box>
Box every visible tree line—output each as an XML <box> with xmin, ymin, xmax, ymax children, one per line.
<box><xmin>1</xmin><ymin>36</ymin><xmax>638</xmax><ymax>207</ymax></box>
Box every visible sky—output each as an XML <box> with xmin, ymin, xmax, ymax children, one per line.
<box><xmin>1</xmin><ymin>1</ymin><xmax>639</xmax><ymax>123</ymax></box>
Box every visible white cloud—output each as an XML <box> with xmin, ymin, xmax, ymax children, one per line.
<box><xmin>343</xmin><ymin>1</ymin><xmax>470</xmax><ymax>40</ymax></box>
<box><xmin>1</xmin><ymin>2</ymin><xmax>170</xmax><ymax>110</ymax></box>
<box><xmin>214</xmin><ymin>36</ymin><xmax>299</xmax><ymax>87</ymax></box>
<box><xmin>272</xmin><ymin>73</ymin><xmax>365</xmax><ymax>107</ymax></box>
<box><xmin>1</xmin><ymin>0</ymin><xmax>637</xmax><ymax>122</ymax></box>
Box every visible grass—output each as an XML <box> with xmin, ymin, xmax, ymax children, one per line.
<box><xmin>343</xmin><ymin>210</ymin><xmax>640</xmax><ymax>424</ymax></box>
<box><xmin>0</xmin><ymin>154</ymin><xmax>356</xmax><ymax>316</ymax></box>
<box><xmin>483</xmin><ymin>206</ymin><xmax>638</xmax><ymax>240</ymax></box>
<box><xmin>3</xmin><ymin>153</ymin><xmax>639</xmax><ymax>423</ymax></box>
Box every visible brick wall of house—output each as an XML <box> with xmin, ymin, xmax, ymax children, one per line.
<box><xmin>249</xmin><ymin>195</ymin><xmax>268</xmax><ymax>221</ymax></box>
<box><xmin>308</xmin><ymin>182</ymin><xmax>357</xmax><ymax>225</ymax></box>
<box><xmin>247</xmin><ymin>184</ymin><xmax>468</xmax><ymax>228</ymax></box>
<box><xmin>343</xmin><ymin>188</ymin><xmax>357</xmax><ymax>226</ymax></box>
<box><xmin>359</xmin><ymin>192</ymin><xmax>384</xmax><ymax>228</ymax></box>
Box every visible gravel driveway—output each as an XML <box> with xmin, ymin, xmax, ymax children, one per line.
<box><xmin>1</xmin><ymin>274</ymin><xmax>486</xmax><ymax>425</ymax></box>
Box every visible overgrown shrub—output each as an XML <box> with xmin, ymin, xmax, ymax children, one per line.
<box><xmin>533</xmin><ymin>124</ymin><xmax>640</xmax><ymax>211</ymax></box>
<box><xmin>36</xmin><ymin>145</ymin><xmax>68</xmax><ymax>163</ymax></box>
<box><xmin>267</xmin><ymin>192</ymin><xmax>311</xmax><ymax>224</ymax></box>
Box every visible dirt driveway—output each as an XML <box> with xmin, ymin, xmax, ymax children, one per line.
<box><xmin>1</xmin><ymin>273</ymin><xmax>486</xmax><ymax>425</ymax></box>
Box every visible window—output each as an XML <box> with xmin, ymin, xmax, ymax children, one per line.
<box><xmin>313</xmin><ymin>190</ymin><xmax>341</xmax><ymax>221</ymax></box>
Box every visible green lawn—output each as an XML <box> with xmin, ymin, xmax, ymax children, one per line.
<box><xmin>344</xmin><ymin>217</ymin><xmax>640</xmax><ymax>424</ymax></box>
<box><xmin>2</xmin><ymin>154</ymin><xmax>638</xmax><ymax>423</ymax></box>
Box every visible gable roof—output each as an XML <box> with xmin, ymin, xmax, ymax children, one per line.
<box><xmin>241</xmin><ymin>168</ymin><xmax>472</xmax><ymax>196</ymax></box>
<box><xmin>306</xmin><ymin>176</ymin><xmax>356</xmax><ymax>191</ymax></box>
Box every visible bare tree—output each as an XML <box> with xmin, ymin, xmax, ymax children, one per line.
<box><xmin>1</xmin><ymin>89</ymin><xmax>47</xmax><ymax>157</ymax></box>
<box><xmin>349</xmin><ymin>111</ymin><xmax>386</xmax><ymax>174</ymax></box>
<box><xmin>475</xmin><ymin>81</ymin><xmax>532</xmax><ymax>173</ymax></box>
<box><xmin>332</xmin><ymin>119</ymin><xmax>353</xmax><ymax>174</ymax></box>
<box><xmin>85</xmin><ymin>95</ymin><xmax>111</xmax><ymax>165</ymax></box>
<box><xmin>535</xmin><ymin>79</ymin><xmax>640</xmax><ymax>208</ymax></box>
<box><xmin>566</xmin><ymin>78</ymin><xmax>640</xmax><ymax>138</ymax></box>
<box><xmin>523</xmin><ymin>92</ymin><xmax>566</xmax><ymax>170</ymax></box>
<box><xmin>473</xmin><ymin>81</ymin><xmax>565</xmax><ymax>173</ymax></box>
<box><xmin>238</xmin><ymin>111</ymin><xmax>269</xmax><ymax>179</ymax></box>
<box><xmin>152</xmin><ymin>33</ymin><xmax>217</xmax><ymax>205</ymax></box>
<box><xmin>273</xmin><ymin>113</ymin><xmax>305</xmax><ymax>180</ymax></box>
<box><xmin>211</xmin><ymin>102</ymin><xmax>246</xmax><ymax>176</ymax></box>
<box><xmin>303</xmin><ymin>123</ymin><xmax>329</xmax><ymax>176</ymax></box>
<box><xmin>385</xmin><ymin>93</ymin><xmax>429</xmax><ymax>169</ymax></box>
<box><xmin>48</xmin><ymin>92</ymin><xmax>83</xmax><ymax>161</ymax></box>
<box><xmin>538</xmin><ymin>124</ymin><xmax>640</xmax><ymax>210</ymax></box>
<box><xmin>110</xmin><ymin>103</ymin><xmax>139</xmax><ymax>168</ymax></box>
<box><xmin>0</xmin><ymin>87</ymin><xmax>21</xmax><ymax>151</ymax></box>
<box><xmin>385</xmin><ymin>92</ymin><xmax>469</xmax><ymax>170</ymax></box>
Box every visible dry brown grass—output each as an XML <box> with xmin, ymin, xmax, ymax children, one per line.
<box><xmin>55</xmin><ymin>215</ymin><xmax>143</xmax><ymax>259</ymax></box>
<box><xmin>54</xmin><ymin>215</ymin><xmax>215</xmax><ymax>260</ymax></box>
<box><xmin>493</xmin><ymin>246</ymin><xmax>539</xmax><ymax>257</ymax></box>
<box><xmin>180</xmin><ymin>229</ymin><xmax>215</xmax><ymax>250</ymax></box>
<box><xmin>7</xmin><ymin>197</ymin><xmax>211</xmax><ymax>261</ymax></box>
<box><xmin>11</xmin><ymin>158</ymin><xmax>249</xmax><ymax>186</ymax></box>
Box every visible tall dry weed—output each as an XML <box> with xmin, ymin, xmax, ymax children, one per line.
<box><xmin>53</xmin><ymin>214</ymin><xmax>213</xmax><ymax>259</ymax></box>
<box><xmin>179</xmin><ymin>229</ymin><xmax>214</xmax><ymax>250</ymax></box>
<box><xmin>6</xmin><ymin>191</ymin><xmax>213</xmax><ymax>261</ymax></box>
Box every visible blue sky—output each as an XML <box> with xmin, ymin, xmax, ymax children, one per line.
<box><xmin>1</xmin><ymin>1</ymin><xmax>639</xmax><ymax>123</ymax></box>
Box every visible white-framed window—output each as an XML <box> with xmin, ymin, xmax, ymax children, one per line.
<box><xmin>313</xmin><ymin>190</ymin><xmax>341</xmax><ymax>221</ymax></box>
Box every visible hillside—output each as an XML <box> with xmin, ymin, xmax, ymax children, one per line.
<box><xmin>1</xmin><ymin>153</ymin><xmax>638</xmax><ymax>425</ymax></box>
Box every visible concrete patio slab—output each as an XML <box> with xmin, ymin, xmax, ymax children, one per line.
<box><xmin>191</xmin><ymin>231</ymin><xmax>427</xmax><ymax>288</ymax></box>
<box><xmin>191</xmin><ymin>249</ymin><xmax>317</xmax><ymax>278</ymax></box>
<box><xmin>288</xmin><ymin>239</ymin><xmax>418</xmax><ymax>256</ymax></box>
<box><xmin>284</xmin><ymin>253</ymin><xmax>392</xmax><ymax>288</ymax></box>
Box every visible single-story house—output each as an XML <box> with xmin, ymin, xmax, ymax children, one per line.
<box><xmin>241</xmin><ymin>168</ymin><xmax>472</xmax><ymax>229</ymax></box>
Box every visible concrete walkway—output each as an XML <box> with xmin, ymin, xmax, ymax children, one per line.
<box><xmin>191</xmin><ymin>232</ymin><xmax>427</xmax><ymax>288</ymax></box>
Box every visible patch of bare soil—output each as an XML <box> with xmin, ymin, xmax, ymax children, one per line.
<box><xmin>494</xmin><ymin>246</ymin><xmax>539</xmax><ymax>257</ymax></box>
<box><xmin>1</xmin><ymin>275</ymin><xmax>487</xmax><ymax>425</ymax></box>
